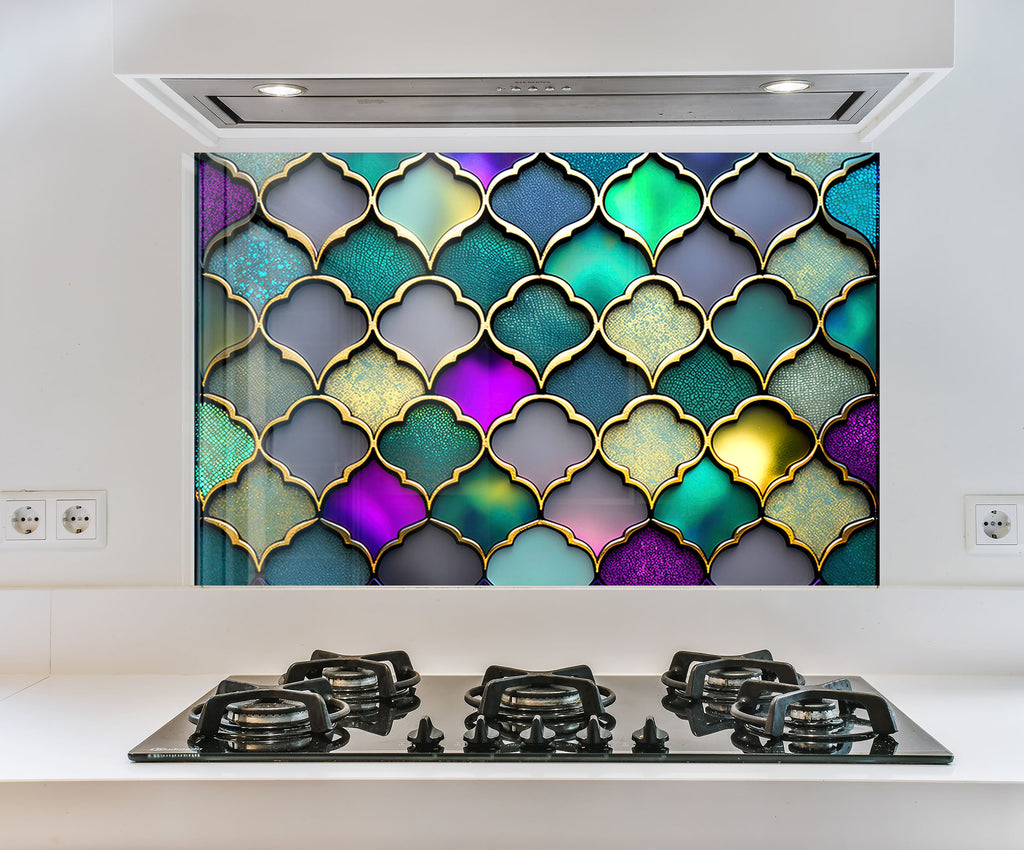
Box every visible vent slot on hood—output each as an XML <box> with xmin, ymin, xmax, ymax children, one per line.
<box><xmin>165</xmin><ymin>74</ymin><xmax>904</xmax><ymax>128</ymax></box>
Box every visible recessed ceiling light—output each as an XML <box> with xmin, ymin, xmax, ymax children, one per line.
<box><xmin>255</xmin><ymin>83</ymin><xmax>307</xmax><ymax>97</ymax></box>
<box><xmin>760</xmin><ymin>80</ymin><xmax>813</xmax><ymax>94</ymax></box>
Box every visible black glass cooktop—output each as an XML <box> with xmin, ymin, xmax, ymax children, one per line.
<box><xmin>129</xmin><ymin>673</ymin><xmax>953</xmax><ymax>764</ymax></box>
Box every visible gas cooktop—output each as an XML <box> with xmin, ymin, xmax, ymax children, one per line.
<box><xmin>128</xmin><ymin>649</ymin><xmax>953</xmax><ymax>764</ymax></box>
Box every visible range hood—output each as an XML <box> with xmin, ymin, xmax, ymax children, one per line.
<box><xmin>113</xmin><ymin>0</ymin><xmax>953</xmax><ymax>143</ymax></box>
<box><xmin>162</xmin><ymin>74</ymin><xmax>906</xmax><ymax>130</ymax></box>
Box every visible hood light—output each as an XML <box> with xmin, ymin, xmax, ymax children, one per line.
<box><xmin>760</xmin><ymin>80</ymin><xmax>812</xmax><ymax>94</ymax></box>
<box><xmin>256</xmin><ymin>83</ymin><xmax>307</xmax><ymax>97</ymax></box>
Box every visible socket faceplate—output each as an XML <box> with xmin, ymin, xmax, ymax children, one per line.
<box><xmin>0</xmin><ymin>491</ymin><xmax>106</xmax><ymax>548</ymax></box>
<box><xmin>965</xmin><ymin>495</ymin><xmax>1024</xmax><ymax>556</ymax></box>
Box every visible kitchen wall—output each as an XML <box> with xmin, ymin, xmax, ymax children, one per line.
<box><xmin>1</xmin><ymin>1</ymin><xmax>1023</xmax><ymax>645</ymax></box>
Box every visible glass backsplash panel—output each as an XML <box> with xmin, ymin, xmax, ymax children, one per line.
<box><xmin>195</xmin><ymin>152</ymin><xmax>879</xmax><ymax>587</ymax></box>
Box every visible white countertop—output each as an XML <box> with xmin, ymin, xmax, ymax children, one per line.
<box><xmin>0</xmin><ymin>673</ymin><xmax>1021</xmax><ymax>848</ymax></box>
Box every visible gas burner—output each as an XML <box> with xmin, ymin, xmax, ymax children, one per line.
<box><xmin>730</xmin><ymin>677</ymin><xmax>898</xmax><ymax>744</ymax></box>
<box><xmin>661</xmin><ymin>649</ymin><xmax>804</xmax><ymax>706</ymax></box>
<box><xmin>187</xmin><ymin>677</ymin><xmax>350</xmax><ymax>753</ymax></box>
<box><xmin>280</xmin><ymin>650</ymin><xmax>421</xmax><ymax>707</ymax></box>
<box><xmin>465</xmin><ymin>665</ymin><xmax>616</xmax><ymax>737</ymax></box>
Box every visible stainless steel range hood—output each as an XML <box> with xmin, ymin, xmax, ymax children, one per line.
<box><xmin>163</xmin><ymin>74</ymin><xmax>906</xmax><ymax>130</ymax></box>
<box><xmin>113</xmin><ymin>0</ymin><xmax>953</xmax><ymax>143</ymax></box>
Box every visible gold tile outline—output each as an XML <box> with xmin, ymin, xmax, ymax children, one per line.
<box><xmin>194</xmin><ymin>395</ymin><xmax>260</xmax><ymax>509</ymax></box>
<box><xmin>198</xmin><ymin>153</ymin><xmax>261</xmax><ymax>266</ymax></box>
<box><xmin>487</xmin><ymin>393</ymin><xmax>599</xmax><ymax>506</ymax></box>
<box><xmin>706</xmin><ymin>153</ymin><xmax>820</xmax><ymax>269</ymax></box>
<box><xmin>376</xmin><ymin>395</ymin><xmax>487</xmax><ymax>508</ymax></box>
<box><xmin>599</xmin><ymin>275</ymin><xmax>708</xmax><ymax>385</ymax></box>
<box><xmin>259</xmin><ymin>152</ymin><xmax>374</xmax><ymax>265</ymax></box>
<box><xmin>595</xmin><ymin>518</ymin><xmax>709</xmax><ymax>580</ymax></box>
<box><xmin>487</xmin><ymin>152</ymin><xmax>600</xmax><ymax>267</ymax></box>
<box><xmin>374</xmin><ymin>276</ymin><xmax>486</xmax><ymax>386</ymax></box>
<box><xmin>487</xmin><ymin>274</ymin><xmax>600</xmax><ymax>385</ymax></box>
<box><xmin>597</xmin><ymin>395</ymin><xmax>707</xmax><ymax>506</ymax></box>
<box><xmin>199</xmin><ymin>273</ymin><xmax>260</xmax><ymax>385</ymax></box>
<box><xmin>261</xmin><ymin>395</ymin><xmax>375</xmax><ymax>508</ymax></box>
<box><xmin>599</xmin><ymin>152</ymin><xmax>707</xmax><ymax>266</ymax></box>
<box><xmin>708</xmin><ymin>395</ymin><xmax>817</xmax><ymax>499</ymax></box>
<box><xmin>707</xmin><ymin>274</ymin><xmax>820</xmax><ymax>386</ymax></box>
<box><xmin>374</xmin><ymin>152</ymin><xmax>487</xmax><ymax>266</ymax></box>
<box><xmin>260</xmin><ymin>275</ymin><xmax>373</xmax><ymax>386</ymax></box>
<box><xmin>483</xmin><ymin>519</ymin><xmax>597</xmax><ymax>582</ymax></box>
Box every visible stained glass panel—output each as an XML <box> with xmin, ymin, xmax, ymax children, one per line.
<box><xmin>196</xmin><ymin>152</ymin><xmax>880</xmax><ymax>586</ymax></box>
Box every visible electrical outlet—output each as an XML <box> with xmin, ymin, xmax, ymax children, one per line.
<box><xmin>4</xmin><ymin>500</ymin><xmax>46</xmax><ymax>541</ymax></box>
<box><xmin>56</xmin><ymin>499</ymin><xmax>97</xmax><ymax>540</ymax></box>
<box><xmin>965</xmin><ymin>495</ymin><xmax>1024</xmax><ymax>556</ymax></box>
<box><xmin>0</xmin><ymin>490</ymin><xmax>106</xmax><ymax>549</ymax></box>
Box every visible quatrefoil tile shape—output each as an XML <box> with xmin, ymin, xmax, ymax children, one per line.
<box><xmin>765</xmin><ymin>221</ymin><xmax>872</xmax><ymax>312</ymax></box>
<box><xmin>490</xmin><ymin>279</ymin><xmax>595</xmax><ymax>378</ymax></box>
<box><xmin>765</xmin><ymin>339</ymin><xmax>872</xmax><ymax>434</ymax></box>
<box><xmin>543</xmin><ymin>460</ymin><xmax>648</xmax><ymax>557</ymax></box>
<box><xmin>431</xmin><ymin>456</ymin><xmax>539</xmax><ymax>555</ymax></box>
<box><xmin>377</xmin><ymin>280</ymin><xmax>482</xmax><ymax>379</ymax></box>
<box><xmin>543</xmin><ymin>220</ymin><xmax>651</xmax><ymax>313</ymax></box>
<box><xmin>321</xmin><ymin>457</ymin><xmax>427</xmax><ymax>561</ymax></box>
<box><xmin>490</xmin><ymin>155</ymin><xmax>595</xmax><ymax>258</ymax></box>
<box><xmin>708</xmin><ymin>523</ymin><xmax>816</xmax><ymax>585</ymax></box>
<box><xmin>197</xmin><ymin>156</ymin><xmax>256</xmax><ymax>255</ymax></box>
<box><xmin>262</xmin><ymin>154</ymin><xmax>370</xmax><ymax>259</ymax></box>
<box><xmin>377</xmin><ymin>156</ymin><xmax>483</xmax><ymax>259</ymax></box>
<box><xmin>490</xmin><ymin>399</ymin><xmax>595</xmax><ymax>496</ymax></box>
<box><xmin>263</xmin><ymin>278</ymin><xmax>370</xmax><ymax>379</ymax></box>
<box><xmin>321</xmin><ymin>342</ymin><xmax>427</xmax><ymax>433</ymax></box>
<box><xmin>764</xmin><ymin>457</ymin><xmax>872</xmax><ymax>561</ymax></box>
<box><xmin>195</xmin><ymin>400</ymin><xmax>257</xmax><ymax>503</ymax></box>
<box><xmin>603</xmin><ymin>280</ymin><xmax>704</xmax><ymax>378</ymax></box>
<box><xmin>603</xmin><ymin>155</ymin><xmax>702</xmax><ymax>259</ymax></box>
<box><xmin>823</xmin><ymin>278</ymin><xmax>878</xmax><ymax>372</ymax></box>
<box><xmin>821</xmin><ymin>396</ymin><xmax>879</xmax><ymax>492</ymax></box>
<box><xmin>598</xmin><ymin>523</ymin><xmax>706</xmax><ymax>586</ymax></box>
<box><xmin>824</xmin><ymin>157</ymin><xmax>879</xmax><ymax>250</ymax></box>
<box><xmin>433</xmin><ymin>344</ymin><xmax>538</xmax><ymax>432</ymax></box>
<box><xmin>711</xmin><ymin>279</ymin><xmax>816</xmax><ymax>380</ymax></box>
<box><xmin>204</xmin><ymin>333</ymin><xmax>315</xmax><ymax>433</ymax></box>
<box><xmin>376</xmin><ymin>521</ymin><xmax>484</xmax><ymax>586</ymax></box>
<box><xmin>377</xmin><ymin>399</ymin><xmax>484</xmax><ymax>498</ymax></box>
<box><xmin>205</xmin><ymin>456</ymin><xmax>317</xmax><ymax>566</ymax></box>
<box><xmin>204</xmin><ymin>219</ymin><xmax>314</xmax><ymax>312</ymax></box>
<box><xmin>199</xmin><ymin>276</ymin><xmax>256</xmax><ymax>376</ymax></box>
<box><xmin>262</xmin><ymin>399</ymin><xmax>372</xmax><ymax>499</ymax></box>
<box><xmin>711</xmin><ymin>156</ymin><xmax>816</xmax><ymax>259</ymax></box>
<box><xmin>486</xmin><ymin>524</ymin><xmax>596</xmax><ymax>586</ymax></box>
<box><xmin>710</xmin><ymin>399</ymin><xmax>815</xmax><ymax>495</ymax></box>
<box><xmin>652</xmin><ymin>453</ymin><xmax>760</xmax><ymax>559</ymax></box>
<box><xmin>600</xmin><ymin>399</ymin><xmax>704</xmax><ymax>499</ymax></box>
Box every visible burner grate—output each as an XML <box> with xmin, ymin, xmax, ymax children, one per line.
<box><xmin>730</xmin><ymin>677</ymin><xmax>898</xmax><ymax>743</ymax></box>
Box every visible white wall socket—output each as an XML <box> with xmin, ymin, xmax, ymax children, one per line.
<box><xmin>5</xmin><ymin>500</ymin><xmax>46</xmax><ymax>540</ymax></box>
<box><xmin>964</xmin><ymin>495</ymin><xmax>1024</xmax><ymax>556</ymax></box>
<box><xmin>1</xmin><ymin>491</ymin><xmax>106</xmax><ymax>548</ymax></box>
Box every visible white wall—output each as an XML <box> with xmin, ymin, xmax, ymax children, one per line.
<box><xmin>1</xmin><ymin>0</ymin><xmax>1022</xmax><ymax>590</ymax></box>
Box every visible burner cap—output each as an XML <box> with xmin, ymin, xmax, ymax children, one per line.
<box><xmin>785</xmin><ymin>698</ymin><xmax>844</xmax><ymax>734</ymax></box>
<box><xmin>323</xmin><ymin>666</ymin><xmax>380</xmax><ymax>694</ymax></box>
<box><xmin>703</xmin><ymin>666</ymin><xmax>763</xmax><ymax>694</ymax></box>
<box><xmin>216</xmin><ymin>697</ymin><xmax>316</xmax><ymax>750</ymax></box>
<box><xmin>500</xmin><ymin>683</ymin><xmax>584</xmax><ymax>715</ymax></box>
<box><xmin>224</xmin><ymin>697</ymin><xmax>310</xmax><ymax>729</ymax></box>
